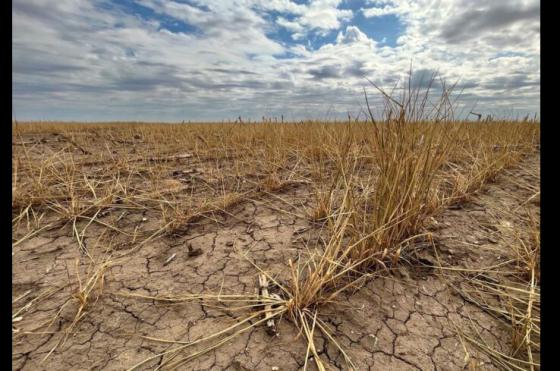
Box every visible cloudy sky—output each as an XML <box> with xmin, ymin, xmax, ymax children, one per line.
<box><xmin>13</xmin><ymin>0</ymin><xmax>540</xmax><ymax>121</ymax></box>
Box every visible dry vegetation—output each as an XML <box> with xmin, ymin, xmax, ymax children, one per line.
<box><xmin>12</xmin><ymin>80</ymin><xmax>540</xmax><ymax>370</ymax></box>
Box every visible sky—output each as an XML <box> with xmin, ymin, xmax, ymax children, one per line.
<box><xmin>12</xmin><ymin>0</ymin><xmax>540</xmax><ymax>122</ymax></box>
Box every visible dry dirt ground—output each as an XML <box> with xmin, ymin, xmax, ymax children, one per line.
<box><xmin>12</xmin><ymin>134</ymin><xmax>539</xmax><ymax>370</ymax></box>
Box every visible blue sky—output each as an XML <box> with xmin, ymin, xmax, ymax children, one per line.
<box><xmin>13</xmin><ymin>0</ymin><xmax>540</xmax><ymax>121</ymax></box>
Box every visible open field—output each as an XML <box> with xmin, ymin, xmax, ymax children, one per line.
<box><xmin>12</xmin><ymin>0</ymin><xmax>541</xmax><ymax>368</ymax></box>
<box><xmin>12</xmin><ymin>112</ymin><xmax>540</xmax><ymax>370</ymax></box>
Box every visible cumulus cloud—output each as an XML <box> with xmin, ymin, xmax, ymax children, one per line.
<box><xmin>362</xmin><ymin>5</ymin><xmax>399</xmax><ymax>18</ymax></box>
<box><xmin>439</xmin><ymin>2</ymin><xmax>540</xmax><ymax>44</ymax></box>
<box><xmin>12</xmin><ymin>0</ymin><xmax>540</xmax><ymax>121</ymax></box>
<box><xmin>271</xmin><ymin>0</ymin><xmax>353</xmax><ymax>39</ymax></box>
<box><xmin>308</xmin><ymin>64</ymin><xmax>342</xmax><ymax>80</ymax></box>
<box><xmin>336</xmin><ymin>25</ymin><xmax>373</xmax><ymax>45</ymax></box>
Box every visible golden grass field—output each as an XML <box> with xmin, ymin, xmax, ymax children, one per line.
<box><xmin>12</xmin><ymin>86</ymin><xmax>540</xmax><ymax>370</ymax></box>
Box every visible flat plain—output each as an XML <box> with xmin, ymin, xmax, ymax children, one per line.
<box><xmin>12</xmin><ymin>118</ymin><xmax>540</xmax><ymax>370</ymax></box>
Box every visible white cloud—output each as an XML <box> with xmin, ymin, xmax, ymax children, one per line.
<box><xmin>270</xmin><ymin>0</ymin><xmax>353</xmax><ymax>39</ymax></box>
<box><xmin>12</xmin><ymin>0</ymin><xmax>540</xmax><ymax>121</ymax></box>
<box><xmin>277</xmin><ymin>16</ymin><xmax>304</xmax><ymax>33</ymax></box>
<box><xmin>336</xmin><ymin>25</ymin><xmax>373</xmax><ymax>45</ymax></box>
<box><xmin>362</xmin><ymin>5</ymin><xmax>398</xmax><ymax>18</ymax></box>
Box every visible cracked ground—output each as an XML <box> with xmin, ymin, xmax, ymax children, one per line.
<box><xmin>12</xmin><ymin>130</ymin><xmax>539</xmax><ymax>370</ymax></box>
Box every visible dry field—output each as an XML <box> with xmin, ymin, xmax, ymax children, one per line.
<box><xmin>12</xmin><ymin>90</ymin><xmax>540</xmax><ymax>370</ymax></box>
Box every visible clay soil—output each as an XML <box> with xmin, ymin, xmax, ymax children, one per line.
<box><xmin>12</xmin><ymin>129</ymin><xmax>540</xmax><ymax>370</ymax></box>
